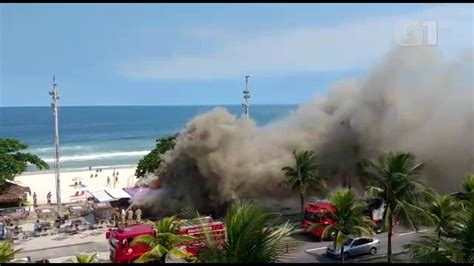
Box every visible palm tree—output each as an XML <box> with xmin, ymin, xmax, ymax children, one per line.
<box><xmin>130</xmin><ymin>216</ymin><xmax>195</xmax><ymax>263</ymax></box>
<box><xmin>65</xmin><ymin>253</ymin><xmax>98</xmax><ymax>263</ymax></box>
<box><xmin>426</xmin><ymin>193</ymin><xmax>463</xmax><ymax>246</ymax></box>
<box><xmin>404</xmin><ymin>196</ymin><xmax>474</xmax><ymax>263</ymax></box>
<box><xmin>310</xmin><ymin>188</ymin><xmax>373</xmax><ymax>263</ymax></box>
<box><xmin>0</xmin><ymin>241</ymin><xmax>22</xmax><ymax>263</ymax></box>
<box><xmin>462</xmin><ymin>174</ymin><xmax>474</xmax><ymax>194</ymax></box>
<box><xmin>360</xmin><ymin>151</ymin><xmax>431</xmax><ymax>263</ymax></box>
<box><xmin>196</xmin><ymin>199</ymin><xmax>297</xmax><ymax>263</ymax></box>
<box><xmin>281</xmin><ymin>150</ymin><xmax>326</xmax><ymax>217</ymax></box>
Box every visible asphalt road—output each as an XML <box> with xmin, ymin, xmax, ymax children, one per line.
<box><xmin>17</xmin><ymin>226</ymin><xmax>426</xmax><ymax>263</ymax></box>
<box><xmin>283</xmin><ymin>227</ymin><xmax>427</xmax><ymax>263</ymax></box>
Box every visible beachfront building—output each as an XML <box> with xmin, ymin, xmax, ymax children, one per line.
<box><xmin>0</xmin><ymin>180</ymin><xmax>30</xmax><ymax>208</ymax></box>
<box><xmin>0</xmin><ymin>180</ymin><xmax>31</xmax><ymax>224</ymax></box>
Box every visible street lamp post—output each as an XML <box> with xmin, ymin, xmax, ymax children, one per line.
<box><xmin>49</xmin><ymin>76</ymin><xmax>62</xmax><ymax>217</ymax></box>
<box><xmin>242</xmin><ymin>75</ymin><xmax>251</xmax><ymax>119</ymax></box>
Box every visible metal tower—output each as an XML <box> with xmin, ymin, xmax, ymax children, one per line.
<box><xmin>242</xmin><ymin>75</ymin><xmax>251</xmax><ymax>119</ymax></box>
<box><xmin>49</xmin><ymin>76</ymin><xmax>62</xmax><ymax>217</ymax></box>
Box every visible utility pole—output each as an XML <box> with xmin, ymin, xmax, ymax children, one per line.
<box><xmin>49</xmin><ymin>76</ymin><xmax>62</xmax><ymax>217</ymax></box>
<box><xmin>242</xmin><ymin>75</ymin><xmax>251</xmax><ymax>119</ymax></box>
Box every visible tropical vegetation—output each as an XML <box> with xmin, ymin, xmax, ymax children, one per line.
<box><xmin>135</xmin><ymin>134</ymin><xmax>178</xmax><ymax>178</ymax></box>
<box><xmin>0</xmin><ymin>138</ymin><xmax>49</xmax><ymax>190</ymax></box>
<box><xmin>65</xmin><ymin>253</ymin><xmax>98</xmax><ymax>263</ymax></box>
<box><xmin>130</xmin><ymin>216</ymin><xmax>195</xmax><ymax>263</ymax></box>
<box><xmin>195</xmin><ymin>199</ymin><xmax>297</xmax><ymax>263</ymax></box>
<box><xmin>404</xmin><ymin>174</ymin><xmax>474</xmax><ymax>263</ymax></box>
<box><xmin>0</xmin><ymin>241</ymin><xmax>22</xmax><ymax>263</ymax></box>
<box><xmin>281</xmin><ymin>150</ymin><xmax>326</xmax><ymax>217</ymax></box>
<box><xmin>360</xmin><ymin>151</ymin><xmax>431</xmax><ymax>263</ymax></box>
<box><xmin>310</xmin><ymin>188</ymin><xmax>374</xmax><ymax>262</ymax></box>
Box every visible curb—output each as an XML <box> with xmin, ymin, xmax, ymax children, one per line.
<box><xmin>16</xmin><ymin>241</ymin><xmax>95</xmax><ymax>254</ymax></box>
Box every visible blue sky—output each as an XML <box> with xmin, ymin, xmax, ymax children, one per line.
<box><xmin>0</xmin><ymin>3</ymin><xmax>472</xmax><ymax>106</ymax></box>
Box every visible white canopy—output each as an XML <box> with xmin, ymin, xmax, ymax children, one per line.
<box><xmin>105</xmin><ymin>188</ymin><xmax>131</xmax><ymax>199</ymax></box>
<box><xmin>89</xmin><ymin>190</ymin><xmax>114</xmax><ymax>203</ymax></box>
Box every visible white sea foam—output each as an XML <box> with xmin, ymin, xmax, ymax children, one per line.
<box><xmin>42</xmin><ymin>150</ymin><xmax>150</xmax><ymax>163</ymax></box>
<box><xmin>31</xmin><ymin>145</ymin><xmax>90</xmax><ymax>152</ymax></box>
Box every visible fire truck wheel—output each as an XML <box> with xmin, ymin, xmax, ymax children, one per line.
<box><xmin>369</xmin><ymin>247</ymin><xmax>377</xmax><ymax>255</ymax></box>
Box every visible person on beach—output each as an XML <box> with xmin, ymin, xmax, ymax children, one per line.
<box><xmin>135</xmin><ymin>208</ymin><xmax>142</xmax><ymax>224</ymax></box>
<box><xmin>33</xmin><ymin>192</ymin><xmax>38</xmax><ymax>207</ymax></box>
<box><xmin>107</xmin><ymin>176</ymin><xmax>111</xmax><ymax>186</ymax></box>
<box><xmin>127</xmin><ymin>208</ymin><xmax>133</xmax><ymax>226</ymax></box>
<box><xmin>95</xmin><ymin>173</ymin><xmax>98</xmax><ymax>177</ymax></box>
<box><xmin>89</xmin><ymin>166</ymin><xmax>92</xmax><ymax>171</ymax></box>
<box><xmin>34</xmin><ymin>220</ymin><xmax>42</xmax><ymax>233</ymax></box>
<box><xmin>46</xmin><ymin>192</ymin><xmax>51</xmax><ymax>205</ymax></box>
<box><xmin>90</xmin><ymin>174</ymin><xmax>93</xmax><ymax>178</ymax></box>
<box><xmin>115</xmin><ymin>175</ymin><xmax>118</xmax><ymax>184</ymax></box>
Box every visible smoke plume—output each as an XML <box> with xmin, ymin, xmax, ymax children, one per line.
<box><xmin>132</xmin><ymin>46</ymin><xmax>473</xmax><ymax>215</ymax></box>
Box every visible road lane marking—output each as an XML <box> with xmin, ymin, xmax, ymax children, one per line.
<box><xmin>399</xmin><ymin>229</ymin><xmax>429</xmax><ymax>236</ymax></box>
<box><xmin>306</xmin><ymin>247</ymin><xmax>326</xmax><ymax>252</ymax></box>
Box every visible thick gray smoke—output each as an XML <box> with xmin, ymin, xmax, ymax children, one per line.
<box><xmin>132</xmin><ymin>46</ymin><xmax>473</xmax><ymax>215</ymax></box>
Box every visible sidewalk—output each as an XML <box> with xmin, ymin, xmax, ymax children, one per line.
<box><xmin>15</xmin><ymin>228</ymin><xmax>107</xmax><ymax>253</ymax></box>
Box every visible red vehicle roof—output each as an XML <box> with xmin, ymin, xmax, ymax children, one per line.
<box><xmin>113</xmin><ymin>224</ymin><xmax>154</xmax><ymax>238</ymax></box>
<box><xmin>305</xmin><ymin>201</ymin><xmax>336</xmax><ymax>213</ymax></box>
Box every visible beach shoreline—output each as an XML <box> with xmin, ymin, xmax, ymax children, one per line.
<box><xmin>21</xmin><ymin>164</ymin><xmax>137</xmax><ymax>176</ymax></box>
<box><xmin>15</xmin><ymin>165</ymin><xmax>139</xmax><ymax>205</ymax></box>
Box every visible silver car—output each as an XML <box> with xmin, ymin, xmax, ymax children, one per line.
<box><xmin>326</xmin><ymin>237</ymin><xmax>380</xmax><ymax>260</ymax></box>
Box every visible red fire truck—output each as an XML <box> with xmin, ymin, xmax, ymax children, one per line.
<box><xmin>106</xmin><ymin>216</ymin><xmax>226</xmax><ymax>263</ymax></box>
<box><xmin>303</xmin><ymin>199</ymin><xmax>396</xmax><ymax>240</ymax></box>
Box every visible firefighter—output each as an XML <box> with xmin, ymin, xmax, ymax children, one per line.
<box><xmin>120</xmin><ymin>209</ymin><xmax>126</xmax><ymax>226</ymax></box>
<box><xmin>135</xmin><ymin>208</ymin><xmax>142</xmax><ymax>224</ymax></box>
<box><xmin>114</xmin><ymin>208</ymin><xmax>120</xmax><ymax>227</ymax></box>
<box><xmin>127</xmin><ymin>208</ymin><xmax>134</xmax><ymax>226</ymax></box>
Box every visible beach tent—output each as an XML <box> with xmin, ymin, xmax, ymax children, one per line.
<box><xmin>105</xmin><ymin>188</ymin><xmax>131</xmax><ymax>200</ymax></box>
<box><xmin>88</xmin><ymin>190</ymin><xmax>114</xmax><ymax>203</ymax></box>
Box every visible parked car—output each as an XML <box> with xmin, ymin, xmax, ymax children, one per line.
<box><xmin>326</xmin><ymin>237</ymin><xmax>380</xmax><ymax>260</ymax></box>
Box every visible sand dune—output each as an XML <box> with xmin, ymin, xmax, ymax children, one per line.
<box><xmin>15</xmin><ymin>166</ymin><xmax>138</xmax><ymax>205</ymax></box>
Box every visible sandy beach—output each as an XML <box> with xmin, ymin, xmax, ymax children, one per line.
<box><xmin>15</xmin><ymin>166</ymin><xmax>138</xmax><ymax>205</ymax></box>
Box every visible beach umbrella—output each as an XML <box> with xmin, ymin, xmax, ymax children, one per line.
<box><xmin>72</xmin><ymin>177</ymin><xmax>83</xmax><ymax>182</ymax></box>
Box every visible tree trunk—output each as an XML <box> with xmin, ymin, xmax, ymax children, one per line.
<box><xmin>300</xmin><ymin>193</ymin><xmax>305</xmax><ymax>218</ymax></box>
<box><xmin>160</xmin><ymin>255</ymin><xmax>166</xmax><ymax>264</ymax></box>
<box><xmin>435</xmin><ymin>230</ymin><xmax>441</xmax><ymax>251</ymax></box>
<box><xmin>387</xmin><ymin>213</ymin><xmax>393</xmax><ymax>263</ymax></box>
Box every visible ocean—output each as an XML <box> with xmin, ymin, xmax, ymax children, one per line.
<box><xmin>0</xmin><ymin>105</ymin><xmax>296</xmax><ymax>172</ymax></box>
